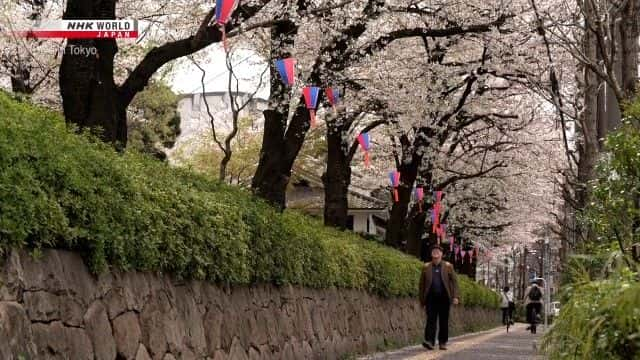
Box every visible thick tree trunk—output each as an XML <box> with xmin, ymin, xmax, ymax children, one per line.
<box><xmin>406</xmin><ymin>206</ymin><xmax>427</xmax><ymax>259</ymax></box>
<box><xmin>10</xmin><ymin>67</ymin><xmax>31</xmax><ymax>94</ymax></box>
<box><xmin>575</xmin><ymin>8</ymin><xmax>601</xmax><ymax>245</ymax></box>
<box><xmin>252</xmin><ymin>102</ymin><xmax>310</xmax><ymax>209</ymax></box>
<box><xmin>322</xmin><ymin>121</ymin><xmax>351</xmax><ymax>228</ymax></box>
<box><xmin>252</xmin><ymin>15</ymin><xmax>311</xmax><ymax>209</ymax></box>
<box><xmin>59</xmin><ymin>0</ymin><xmax>126</xmax><ymax>147</ymax></box>
<box><xmin>384</xmin><ymin>155</ymin><xmax>421</xmax><ymax>248</ymax></box>
<box><xmin>620</xmin><ymin>0</ymin><xmax>639</xmax><ymax>100</ymax></box>
<box><xmin>573</xmin><ymin>0</ymin><xmax>601</xmax><ymax>245</ymax></box>
<box><xmin>405</xmin><ymin>169</ymin><xmax>434</xmax><ymax>258</ymax></box>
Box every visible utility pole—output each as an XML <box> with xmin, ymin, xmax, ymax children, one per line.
<box><xmin>522</xmin><ymin>247</ymin><xmax>528</xmax><ymax>297</ymax></box>
<box><xmin>544</xmin><ymin>228</ymin><xmax>551</xmax><ymax>331</ymax></box>
<box><xmin>504</xmin><ymin>258</ymin><xmax>509</xmax><ymax>288</ymax></box>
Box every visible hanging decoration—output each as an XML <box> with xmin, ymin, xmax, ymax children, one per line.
<box><xmin>461</xmin><ymin>250</ymin><xmax>467</xmax><ymax>263</ymax></box>
<box><xmin>325</xmin><ymin>87</ymin><xmax>341</xmax><ymax>111</ymax></box>
<box><xmin>388</xmin><ymin>170</ymin><xmax>401</xmax><ymax>202</ymax></box>
<box><xmin>449</xmin><ymin>236</ymin><xmax>455</xmax><ymax>252</ymax></box>
<box><xmin>303</xmin><ymin>86</ymin><xmax>320</xmax><ymax>127</ymax></box>
<box><xmin>275</xmin><ymin>58</ymin><xmax>296</xmax><ymax>87</ymax></box>
<box><xmin>215</xmin><ymin>0</ymin><xmax>237</xmax><ymax>52</ymax></box>
<box><xmin>414</xmin><ymin>186</ymin><xmax>424</xmax><ymax>212</ymax></box>
<box><xmin>357</xmin><ymin>132</ymin><xmax>371</xmax><ymax>167</ymax></box>
<box><xmin>432</xmin><ymin>202</ymin><xmax>441</xmax><ymax>233</ymax></box>
<box><xmin>430</xmin><ymin>189</ymin><xmax>445</xmax><ymax>234</ymax></box>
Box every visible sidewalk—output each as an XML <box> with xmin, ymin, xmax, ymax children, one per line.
<box><xmin>358</xmin><ymin>323</ymin><xmax>544</xmax><ymax>360</ymax></box>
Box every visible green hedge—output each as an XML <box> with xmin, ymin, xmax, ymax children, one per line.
<box><xmin>0</xmin><ymin>91</ymin><xmax>497</xmax><ymax>305</ymax></box>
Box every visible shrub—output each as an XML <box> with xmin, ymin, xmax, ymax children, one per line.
<box><xmin>0</xmin><ymin>91</ymin><xmax>498</xmax><ymax>306</ymax></box>
<box><xmin>457</xmin><ymin>276</ymin><xmax>501</xmax><ymax>308</ymax></box>
<box><xmin>542</xmin><ymin>269</ymin><xmax>640</xmax><ymax>360</ymax></box>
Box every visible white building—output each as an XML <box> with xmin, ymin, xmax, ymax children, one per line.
<box><xmin>166</xmin><ymin>91</ymin><xmax>268</xmax><ymax>161</ymax></box>
<box><xmin>166</xmin><ymin>47</ymin><xmax>268</xmax><ymax>161</ymax></box>
<box><xmin>286</xmin><ymin>167</ymin><xmax>388</xmax><ymax>236</ymax></box>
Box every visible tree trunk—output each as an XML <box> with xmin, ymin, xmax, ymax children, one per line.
<box><xmin>252</xmin><ymin>15</ymin><xmax>312</xmax><ymax>210</ymax></box>
<box><xmin>10</xmin><ymin>66</ymin><xmax>31</xmax><ymax>94</ymax></box>
<box><xmin>575</xmin><ymin>6</ymin><xmax>601</xmax><ymax>242</ymax></box>
<box><xmin>219</xmin><ymin>150</ymin><xmax>232</xmax><ymax>182</ymax></box>
<box><xmin>384</xmin><ymin>155</ymin><xmax>421</xmax><ymax>248</ymax></box>
<box><xmin>406</xmin><ymin>169</ymin><xmax>434</xmax><ymax>258</ymax></box>
<box><xmin>59</xmin><ymin>0</ymin><xmax>126</xmax><ymax>147</ymax></box>
<box><xmin>405</xmin><ymin>205</ymin><xmax>426</xmax><ymax>258</ymax></box>
<box><xmin>322</xmin><ymin>121</ymin><xmax>351</xmax><ymax>228</ymax></box>
<box><xmin>620</xmin><ymin>0</ymin><xmax>639</xmax><ymax>101</ymax></box>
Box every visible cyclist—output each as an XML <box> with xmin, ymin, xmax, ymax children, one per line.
<box><xmin>500</xmin><ymin>286</ymin><xmax>515</xmax><ymax>326</ymax></box>
<box><xmin>523</xmin><ymin>279</ymin><xmax>543</xmax><ymax>334</ymax></box>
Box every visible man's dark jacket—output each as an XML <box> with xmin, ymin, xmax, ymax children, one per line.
<box><xmin>418</xmin><ymin>261</ymin><xmax>460</xmax><ymax>306</ymax></box>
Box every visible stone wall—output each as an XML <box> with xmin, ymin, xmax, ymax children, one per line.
<box><xmin>0</xmin><ymin>250</ymin><xmax>500</xmax><ymax>359</ymax></box>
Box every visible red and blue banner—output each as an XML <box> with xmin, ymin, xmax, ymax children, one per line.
<box><xmin>388</xmin><ymin>170</ymin><xmax>400</xmax><ymax>202</ymax></box>
<box><xmin>275</xmin><ymin>58</ymin><xmax>296</xmax><ymax>87</ymax></box>
<box><xmin>215</xmin><ymin>0</ymin><xmax>237</xmax><ymax>51</ymax></box>
<box><xmin>325</xmin><ymin>87</ymin><xmax>341</xmax><ymax>109</ymax></box>
<box><xmin>357</xmin><ymin>132</ymin><xmax>370</xmax><ymax>167</ymax></box>
<box><xmin>303</xmin><ymin>86</ymin><xmax>320</xmax><ymax>127</ymax></box>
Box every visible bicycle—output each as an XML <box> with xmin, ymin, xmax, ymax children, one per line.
<box><xmin>529</xmin><ymin>306</ymin><xmax>540</xmax><ymax>334</ymax></box>
<box><xmin>505</xmin><ymin>302</ymin><xmax>515</xmax><ymax>333</ymax></box>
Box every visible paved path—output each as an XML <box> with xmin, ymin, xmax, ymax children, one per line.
<box><xmin>359</xmin><ymin>324</ymin><xmax>544</xmax><ymax>360</ymax></box>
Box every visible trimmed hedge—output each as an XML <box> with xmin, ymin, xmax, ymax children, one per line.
<box><xmin>0</xmin><ymin>92</ymin><xmax>498</xmax><ymax>306</ymax></box>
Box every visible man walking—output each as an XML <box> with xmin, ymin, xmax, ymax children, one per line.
<box><xmin>419</xmin><ymin>244</ymin><xmax>460</xmax><ymax>350</ymax></box>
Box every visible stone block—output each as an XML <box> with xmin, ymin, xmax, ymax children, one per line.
<box><xmin>112</xmin><ymin>311</ymin><xmax>141</xmax><ymax>359</ymax></box>
<box><xmin>84</xmin><ymin>300</ymin><xmax>116</xmax><ymax>360</ymax></box>
<box><xmin>0</xmin><ymin>301</ymin><xmax>37</xmax><ymax>359</ymax></box>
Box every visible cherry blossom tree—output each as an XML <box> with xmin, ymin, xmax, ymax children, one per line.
<box><xmin>251</xmin><ymin>0</ymin><xmax>513</xmax><ymax>210</ymax></box>
<box><xmin>0</xmin><ymin>0</ymin><xmax>62</xmax><ymax>105</ymax></box>
<box><xmin>55</xmin><ymin>0</ymin><xmax>273</xmax><ymax>147</ymax></box>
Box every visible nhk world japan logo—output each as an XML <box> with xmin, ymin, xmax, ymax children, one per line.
<box><xmin>15</xmin><ymin>20</ymin><xmax>138</xmax><ymax>39</ymax></box>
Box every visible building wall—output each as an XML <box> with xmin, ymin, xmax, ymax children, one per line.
<box><xmin>167</xmin><ymin>92</ymin><xmax>267</xmax><ymax>162</ymax></box>
<box><xmin>352</xmin><ymin>213</ymin><xmax>376</xmax><ymax>235</ymax></box>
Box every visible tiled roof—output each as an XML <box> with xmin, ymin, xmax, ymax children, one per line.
<box><xmin>287</xmin><ymin>189</ymin><xmax>388</xmax><ymax>210</ymax></box>
<box><xmin>287</xmin><ymin>168</ymin><xmax>388</xmax><ymax>211</ymax></box>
